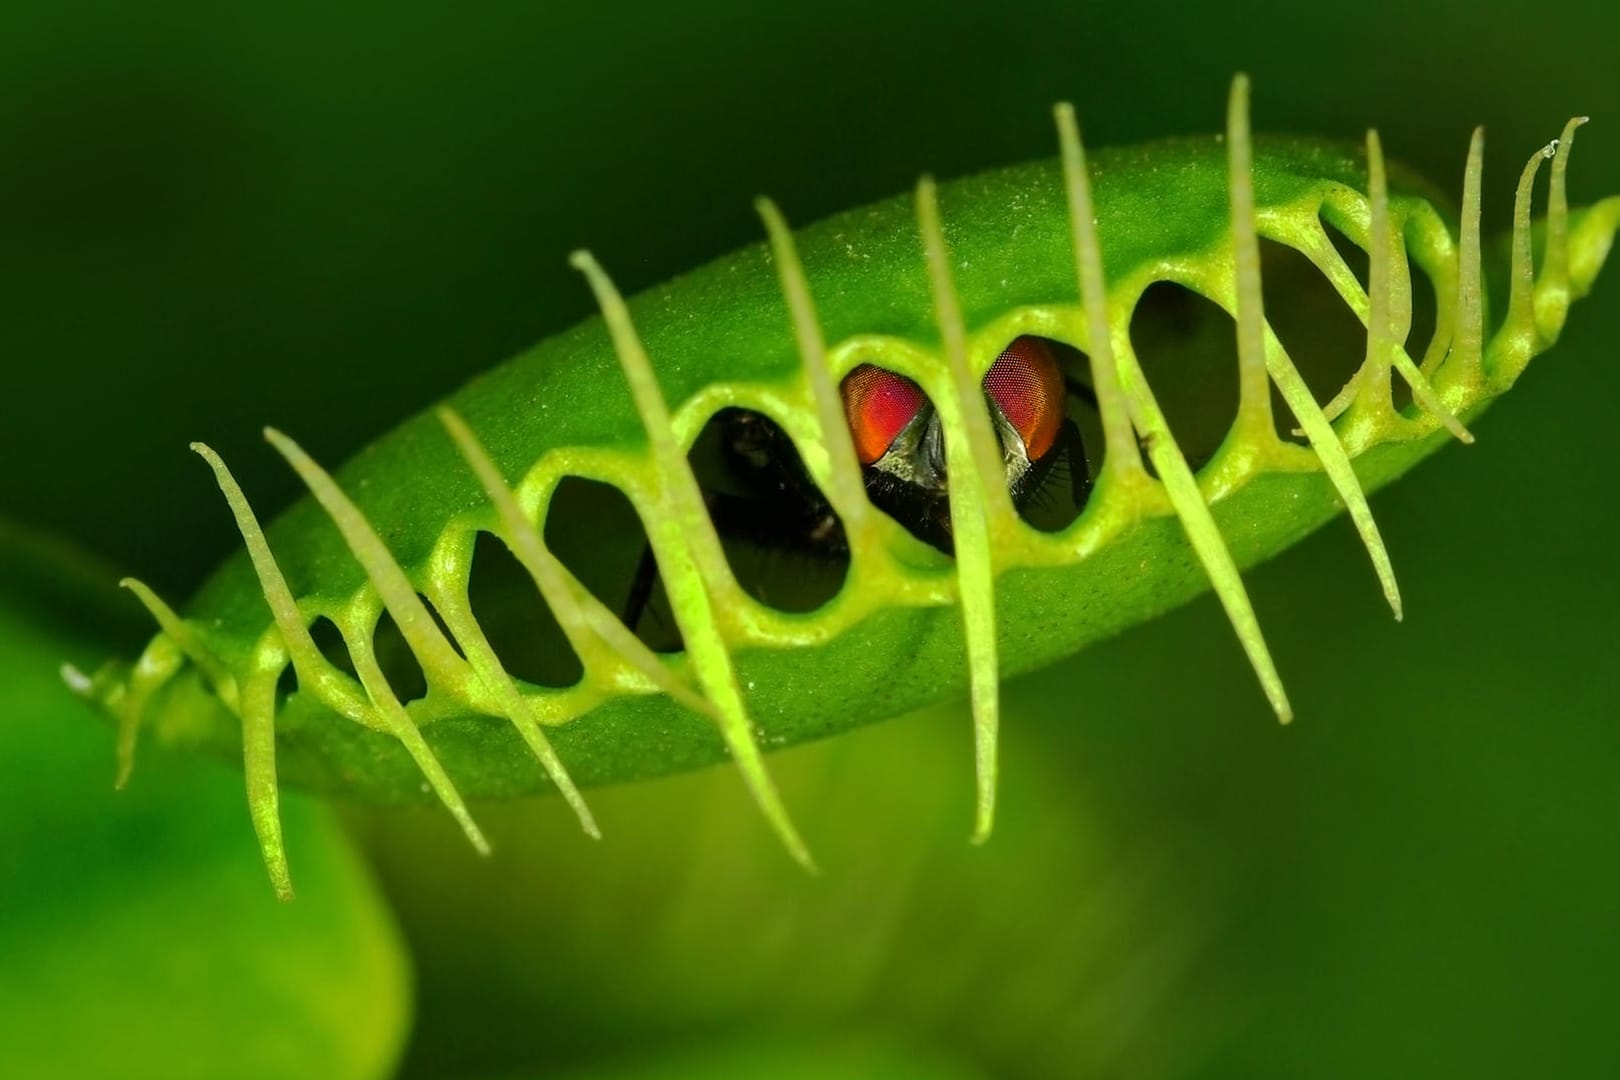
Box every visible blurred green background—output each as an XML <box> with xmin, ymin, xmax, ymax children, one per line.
<box><xmin>2</xmin><ymin>1</ymin><xmax>1616</xmax><ymax>1077</ymax></box>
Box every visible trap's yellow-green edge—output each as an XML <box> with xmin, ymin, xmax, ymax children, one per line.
<box><xmin>78</xmin><ymin>80</ymin><xmax>1619</xmax><ymax>897</ymax></box>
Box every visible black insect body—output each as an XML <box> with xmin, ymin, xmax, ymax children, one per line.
<box><xmin>622</xmin><ymin>336</ymin><xmax>1093</xmax><ymax>636</ymax></box>
<box><xmin>621</xmin><ymin>409</ymin><xmax>850</xmax><ymax>644</ymax></box>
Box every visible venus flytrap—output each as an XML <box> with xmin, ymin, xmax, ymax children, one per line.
<box><xmin>73</xmin><ymin>78</ymin><xmax>1618</xmax><ymax>896</ymax></box>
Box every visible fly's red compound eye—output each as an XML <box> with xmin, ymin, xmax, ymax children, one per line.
<box><xmin>841</xmin><ymin>364</ymin><xmax>927</xmax><ymax>466</ymax></box>
<box><xmin>984</xmin><ymin>335</ymin><xmax>1066</xmax><ymax>460</ymax></box>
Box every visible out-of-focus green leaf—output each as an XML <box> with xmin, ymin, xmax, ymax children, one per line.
<box><xmin>0</xmin><ymin>527</ymin><xmax>411</xmax><ymax>1080</ymax></box>
<box><xmin>545</xmin><ymin>1037</ymin><xmax>988</xmax><ymax>1080</ymax></box>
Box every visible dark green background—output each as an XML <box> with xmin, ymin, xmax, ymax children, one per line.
<box><xmin>2</xmin><ymin>2</ymin><xmax>1616</xmax><ymax>1078</ymax></box>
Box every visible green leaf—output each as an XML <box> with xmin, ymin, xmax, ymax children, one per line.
<box><xmin>0</xmin><ymin>527</ymin><xmax>411</xmax><ymax>1080</ymax></box>
<box><xmin>545</xmin><ymin>1038</ymin><xmax>988</xmax><ymax>1080</ymax></box>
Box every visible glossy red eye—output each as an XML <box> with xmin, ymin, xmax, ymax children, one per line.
<box><xmin>841</xmin><ymin>364</ymin><xmax>926</xmax><ymax>466</ymax></box>
<box><xmin>983</xmin><ymin>335</ymin><xmax>1066</xmax><ymax>460</ymax></box>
